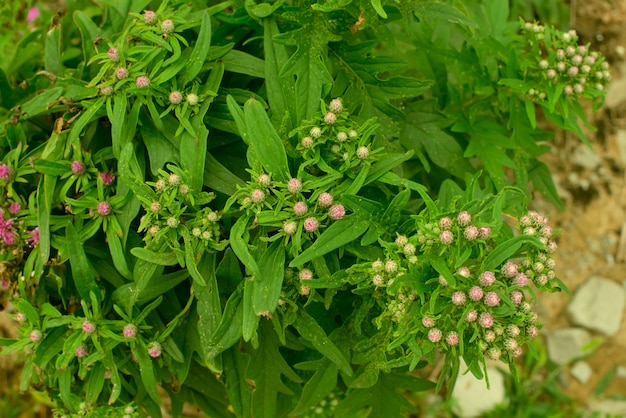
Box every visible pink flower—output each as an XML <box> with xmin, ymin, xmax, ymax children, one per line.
<box><xmin>439</xmin><ymin>217</ymin><xmax>452</xmax><ymax>230</ymax></box>
<box><xmin>372</xmin><ymin>274</ymin><xmax>384</xmax><ymax>286</ymax></box>
<box><xmin>100</xmin><ymin>172</ymin><xmax>115</xmax><ymax>186</ymax></box>
<box><xmin>506</xmin><ymin>325</ymin><xmax>520</xmax><ymax>337</ymax></box>
<box><xmin>487</xmin><ymin>347</ymin><xmax>501</xmax><ymax>361</ymax></box>
<box><xmin>466</xmin><ymin>310</ymin><xmax>477</xmax><ymax>322</ymax></box>
<box><xmin>287</xmin><ymin>178</ymin><xmax>302</xmax><ymax>194</ymax></box>
<box><xmin>27</xmin><ymin>7</ymin><xmax>40</xmax><ymax>23</ymax></box>
<box><xmin>143</xmin><ymin>10</ymin><xmax>157</xmax><ymax>25</ymax></box>
<box><xmin>510</xmin><ymin>290</ymin><xmax>523</xmax><ymax>305</ymax></box>
<box><xmin>439</xmin><ymin>230</ymin><xmax>453</xmax><ymax>245</ymax></box>
<box><xmin>299</xmin><ymin>269</ymin><xmax>313</xmax><ymax>280</ymax></box>
<box><xmin>451</xmin><ymin>291</ymin><xmax>466</xmax><ymax>306</ymax></box>
<box><xmin>75</xmin><ymin>344</ymin><xmax>88</xmax><ymax>358</ymax></box>
<box><xmin>123</xmin><ymin>324</ymin><xmax>137</xmax><ymax>338</ymax></box>
<box><xmin>526</xmin><ymin>325</ymin><xmax>539</xmax><ymax>338</ymax></box>
<box><xmin>100</xmin><ymin>86</ymin><xmax>114</xmax><ymax>96</ymax></box>
<box><xmin>464</xmin><ymin>226</ymin><xmax>478</xmax><ymax>240</ymax></box>
<box><xmin>479</xmin><ymin>271</ymin><xmax>496</xmax><ymax>287</ymax></box>
<box><xmin>479</xmin><ymin>313</ymin><xmax>494</xmax><ymax>328</ymax></box>
<box><xmin>457</xmin><ymin>211</ymin><xmax>471</xmax><ymax>226</ymax></box>
<box><xmin>250</xmin><ymin>189</ymin><xmax>265</xmax><ymax>204</ymax></box>
<box><xmin>9</xmin><ymin>202</ymin><xmax>21</xmax><ymax>214</ymax></box>
<box><xmin>546</xmin><ymin>69</ymin><xmax>557</xmax><ymax>79</ymax></box>
<box><xmin>484</xmin><ymin>330</ymin><xmax>496</xmax><ymax>343</ymax></box>
<box><xmin>438</xmin><ymin>275</ymin><xmax>448</xmax><ymax>286</ymax></box>
<box><xmin>107</xmin><ymin>48</ymin><xmax>119</xmax><ymax>62</ymax></box>
<box><xmin>422</xmin><ymin>317</ymin><xmax>435</xmax><ymax>328</ymax></box>
<box><xmin>147</xmin><ymin>341</ymin><xmax>162</xmax><ymax>358</ymax></box>
<box><xmin>293</xmin><ymin>201</ymin><xmax>308</xmax><ymax>216</ymax></box>
<box><xmin>29</xmin><ymin>330</ymin><xmax>42</xmax><ymax>343</ymax></box>
<box><xmin>479</xmin><ymin>226</ymin><xmax>491</xmax><ymax>239</ymax></box>
<box><xmin>161</xmin><ymin>19</ymin><xmax>175</xmax><ymax>34</ymax></box>
<box><xmin>502</xmin><ymin>261</ymin><xmax>518</xmax><ymax>278</ymax></box>
<box><xmin>329</xmin><ymin>204</ymin><xmax>345</xmax><ymax>221</ymax></box>
<box><xmin>457</xmin><ymin>267</ymin><xmax>470</xmax><ymax>278</ymax></box>
<box><xmin>0</xmin><ymin>211</ymin><xmax>17</xmax><ymax>245</ymax></box>
<box><xmin>329</xmin><ymin>98</ymin><xmax>343</xmax><ymax>113</ymax></box>
<box><xmin>136</xmin><ymin>76</ymin><xmax>150</xmax><ymax>88</ymax></box>
<box><xmin>318</xmin><ymin>192</ymin><xmax>333</xmax><ymax>208</ymax></box>
<box><xmin>303</xmin><ymin>217</ymin><xmax>319</xmax><ymax>232</ymax></box>
<box><xmin>428</xmin><ymin>328</ymin><xmax>442</xmax><ymax>343</ymax></box>
<box><xmin>323</xmin><ymin>112</ymin><xmax>337</xmax><ymax>125</ymax></box>
<box><xmin>469</xmin><ymin>286</ymin><xmax>483</xmax><ymax>301</ymax></box>
<box><xmin>484</xmin><ymin>292</ymin><xmax>500</xmax><ymax>307</ymax></box>
<box><xmin>0</xmin><ymin>164</ymin><xmax>12</xmax><ymax>180</ymax></box>
<box><xmin>515</xmin><ymin>273</ymin><xmax>528</xmax><ymax>287</ymax></box>
<box><xmin>301</xmin><ymin>137</ymin><xmax>313</xmax><ymax>149</ymax></box>
<box><xmin>257</xmin><ymin>174</ymin><xmax>271</xmax><ymax>187</ymax></box>
<box><xmin>446</xmin><ymin>331</ymin><xmax>459</xmax><ymax>346</ymax></box>
<box><xmin>115</xmin><ymin>67</ymin><xmax>129</xmax><ymax>80</ymax></box>
<box><xmin>169</xmin><ymin>91</ymin><xmax>183</xmax><ymax>104</ymax></box>
<box><xmin>300</xmin><ymin>285</ymin><xmax>311</xmax><ymax>296</ymax></box>
<box><xmin>82</xmin><ymin>320</ymin><xmax>96</xmax><ymax>334</ymax></box>
<box><xmin>71</xmin><ymin>160</ymin><xmax>85</xmax><ymax>175</ymax></box>
<box><xmin>97</xmin><ymin>201</ymin><xmax>112</xmax><ymax>216</ymax></box>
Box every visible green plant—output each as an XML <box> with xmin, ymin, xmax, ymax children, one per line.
<box><xmin>0</xmin><ymin>0</ymin><xmax>607</xmax><ymax>417</ymax></box>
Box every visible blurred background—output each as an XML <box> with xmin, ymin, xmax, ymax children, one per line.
<box><xmin>1</xmin><ymin>0</ymin><xmax>625</xmax><ymax>417</ymax></box>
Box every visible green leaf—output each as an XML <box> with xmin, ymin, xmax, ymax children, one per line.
<box><xmin>291</xmin><ymin>359</ymin><xmax>338</xmax><ymax>415</ymax></box>
<box><xmin>243</xmin><ymin>98</ymin><xmax>290</xmax><ymax>181</ymax></box>
<box><xmin>230</xmin><ymin>216</ymin><xmax>262</xmax><ymax>278</ymax></box>
<box><xmin>263</xmin><ymin>17</ymin><xmax>296</xmax><ymax>126</ymax></box>
<box><xmin>194</xmin><ymin>252</ymin><xmax>222</xmax><ymax>367</ymax></box>
<box><xmin>290</xmin><ymin>215</ymin><xmax>369</xmax><ymax>267</ymax></box>
<box><xmin>20</xmin><ymin>87</ymin><xmax>63</xmax><ymax>119</ymax></box>
<box><xmin>135</xmin><ymin>340</ymin><xmax>162</xmax><ymax>405</ymax></box>
<box><xmin>66</xmin><ymin>223</ymin><xmax>101</xmax><ymax>303</ymax></box>
<box><xmin>481</xmin><ymin>235</ymin><xmax>545</xmax><ymax>271</ymax></box>
<box><xmin>184</xmin><ymin>232</ymin><xmax>207</xmax><ymax>287</ymax></box>
<box><xmin>73</xmin><ymin>11</ymin><xmax>102</xmax><ymax>63</ymax></box>
<box><xmin>430</xmin><ymin>256</ymin><xmax>456</xmax><ymax>288</ymax></box>
<box><xmin>131</xmin><ymin>247</ymin><xmax>179</xmax><ymax>266</ymax></box>
<box><xmin>293</xmin><ymin>309</ymin><xmax>352</xmax><ymax>376</ymax></box>
<box><xmin>45</xmin><ymin>23</ymin><xmax>62</xmax><ymax>75</ymax></box>
<box><xmin>528</xmin><ymin>160</ymin><xmax>565</xmax><ymax>211</ymax></box>
<box><xmin>253</xmin><ymin>240</ymin><xmax>285</xmax><ymax>314</ymax></box>
<box><xmin>204</xmin><ymin>152</ymin><xmax>245</xmax><ymax>195</ymax></box>
<box><xmin>180</xmin><ymin>11</ymin><xmax>212</xmax><ymax>85</ymax></box>
<box><xmin>106</xmin><ymin>228</ymin><xmax>132</xmax><ymax>280</ymax></box>
<box><xmin>206</xmin><ymin>288</ymin><xmax>244</xmax><ymax>359</ymax></box>
<box><xmin>222</xmin><ymin>50</ymin><xmax>265</xmax><ymax>78</ymax></box>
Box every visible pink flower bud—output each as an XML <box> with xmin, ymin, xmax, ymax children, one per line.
<box><xmin>123</xmin><ymin>324</ymin><xmax>137</xmax><ymax>338</ymax></box>
<box><xmin>250</xmin><ymin>189</ymin><xmax>265</xmax><ymax>204</ymax></box>
<box><xmin>438</xmin><ymin>275</ymin><xmax>448</xmax><ymax>286</ymax></box>
<box><xmin>484</xmin><ymin>330</ymin><xmax>496</xmax><ymax>343</ymax></box>
<box><xmin>564</xmin><ymin>85</ymin><xmax>573</xmax><ymax>95</ymax></box>
<box><xmin>571</xmin><ymin>55</ymin><xmax>583</xmax><ymax>66</ymax></box>
<box><xmin>27</xmin><ymin>7</ymin><xmax>40</xmax><ymax>24</ymax></box>
<box><xmin>101</xmin><ymin>171</ymin><xmax>115</xmax><ymax>186</ymax></box>
<box><xmin>97</xmin><ymin>201</ymin><xmax>111</xmax><ymax>216</ymax></box>
<box><xmin>71</xmin><ymin>160</ymin><xmax>85</xmax><ymax>175</ymax></box>
<box><xmin>0</xmin><ymin>164</ymin><xmax>12</xmax><ymax>180</ymax></box>
<box><xmin>329</xmin><ymin>204</ymin><xmax>345</xmax><ymax>221</ymax></box>
<box><xmin>546</xmin><ymin>69</ymin><xmax>556</xmax><ymax>79</ymax></box>
<box><xmin>515</xmin><ymin>273</ymin><xmax>528</xmax><ymax>287</ymax></box>
<box><xmin>439</xmin><ymin>230</ymin><xmax>453</xmax><ymax>245</ymax></box>
<box><xmin>143</xmin><ymin>10</ymin><xmax>157</xmax><ymax>25</ymax></box>
<box><xmin>100</xmin><ymin>85</ymin><xmax>114</xmax><ymax>96</ymax></box>
<box><xmin>15</xmin><ymin>312</ymin><xmax>26</xmax><ymax>323</ymax></box>
<box><xmin>464</xmin><ymin>226</ymin><xmax>479</xmax><ymax>240</ymax></box>
<box><xmin>556</xmin><ymin>49</ymin><xmax>565</xmax><ymax>60</ymax></box>
<box><xmin>187</xmin><ymin>93</ymin><xmax>199</xmax><ymax>106</ymax></box>
<box><xmin>527</xmin><ymin>325</ymin><xmax>539</xmax><ymax>338</ymax></box>
<box><xmin>323</xmin><ymin>112</ymin><xmax>337</xmax><ymax>125</ymax></box>
<box><xmin>356</xmin><ymin>146</ymin><xmax>369</xmax><ymax>160</ymax></box>
<box><xmin>466</xmin><ymin>310</ymin><xmax>478</xmax><ymax>322</ymax></box>
<box><xmin>539</xmin><ymin>60</ymin><xmax>549</xmax><ymax>69</ymax></box>
<box><xmin>484</xmin><ymin>291</ymin><xmax>500</xmax><ymax>307</ymax></box>
<box><xmin>136</xmin><ymin>76</ymin><xmax>150</xmax><ymax>88</ymax></box>
<box><xmin>446</xmin><ymin>331</ymin><xmax>459</xmax><ymax>346</ymax></box>
<box><xmin>300</xmin><ymin>285</ymin><xmax>311</xmax><ymax>296</ymax></box>
<box><xmin>147</xmin><ymin>341</ymin><xmax>162</xmax><ymax>358</ymax></box>
<box><xmin>293</xmin><ymin>201</ymin><xmax>308</xmax><ymax>216</ymax></box>
<box><xmin>487</xmin><ymin>347</ymin><xmax>501</xmax><ymax>361</ymax></box>
<box><xmin>29</xmin><ymin>330</ymin><xmax>42</xmax><ymax>343</ymax></box>
<box><xmin>303</xmin><ymin>217</ymin><xmax>319</xmax><ymax>232</ymax></box>
<box><xmin>385</xmin><ymin>260</ymin><xmax>398</xmax><ymax>274</ymax></box>
<box><xmin>502</xmin><ymin>261</ymin><xmax>518</xmax><ymax>278</ymax></box>
<box><xmin>299</xmin><ymin>269</ymin><xmax>313</xmax><ymax>280</ymax></box>
<box><xmin>329</xmin><ymin>98</ymin><xmax>343</xmax><ymax>113</ymax></box>
<box><xmin>480</xmin><ymin>271</ymin><xmax>496</xmax><ymax>287</ymax></box>
<box><xmin>75</xmin><ymin>344</ymin><xmax>88</xmax><ymax>358</ymax></box>
<box><xmin>452</xmin><ymin>291</ymin><xmax>466</xmax><ymax>306</ymax></box>
<box><xmin>506</xmin><ymin>324</ymin><xmax>520</xmax><ymax>337</ymax></box>
<box><xmin>300</xmin><ymin>136</ymin><xmax>313</xmax><ymax>148</ymax></box>
<box><xmin>556</xmin><ymin>62</ymin><xmax>566</xmax><ymax>72</ymax></box>
<box><xmin>287</xmin><ymin>178</ymin><xmax>302</xmax><ymax>194</ymax></box>
<box><xmin>457</xmin><ymin>211</ymin><xmax>471</xmax><ymax>226</ymax></box>
<box><xmin>457</xmin><ymin>267</ymin><xmax>470</xmax><ymax>278</ymax></box>
<box><xmin>439</xmin><ymin>216</ymin><xmax>452</xmax><ymax>230</ymax></box>
<box><xmin>479</xmin><ymin>226</ymin><xmax>491</xmax><ymax>239</ymax></box>
<box><xmin>283</xmin><ymin>221</ymin><xmax>297</xmax><ymax>235</ymax></box>
<box><xmin>115</xmin><ymin>67</ymin><xmax>129</xmax><ymax>80</ymax></box>
<box><xmin>422</xmin><ymin>317</ymin><xmax>435</xmax><ymax>328</ymax></box>
<box><xmin>568</xmin><ymin>66</ymin><xmax>579</xmax><ymax>77</ymax></box>
<box><xmin>169</xmin><ymin>91</ymin><xmax>183</xmax><ymax>104</ymax></box>
<box><xmin>479</xmin><ymin>313</ymin><xmax>494</xmax><ymax>328</ymax></box>
<box><xmin>566</xmin><ymin>46</ymin><xmax>576</xmax><ymax>57</ymax></box>
<box><xmin>403</xmin><ymin>243</ymin><xmax>416</xmax><ymax>256</ymax></box>
<box><xmin>161</xmin><ymin>19</ymin><xmax>175</xmax><ymax>34</ymax></box>
<box><xmin>318</xmin><ymin>192</ymin><xmax>333</xmax><ymax>208</ymax></box>
<box><xmin>428</xmin><ymin>328</ymin><xmax>442</xmax><ymax>343</ymax></box>
<box><xmin>107</xmin><ymin>48</ymin><xmax>119</xmax><ymax>62</ymax></box>
<box><xmin>510</xmin><ymin>290</ymin><xmax>523</xmax><ymax>305</ymax></box>
<box><xmin>82</xmin><ymin>320</ymin><xmax>96</xmax><ymax>334</ymax></box>
<box><xmin>9</xmin><ymin>202</ymin><xmax>21</xmax><ymax>214</ymax></box>
<box><xmin>469</xmin><ymin>286</ymin><xmax>483</xmax><ymax>301</ymax></box>
<box><xmin>372</xmin><ymin>274</ymin><xmax>384</xmax><ymax>286</ymax></box>
<box><xmin>257</xmin><ymin>174</ymin><xmax>271</xmax><ymax>187</ymax></box>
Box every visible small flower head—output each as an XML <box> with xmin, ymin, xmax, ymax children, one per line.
<box><xmin>149</xmin><ymin>225</ymin><xmax>160</xmax><ymax>237</ymax></box>
<box><xmin>101</xmin><ymin>171</ymin><xmax>115</xmax><ymax>186</ymax></box>
<box><xmin>469</xmin><ymin>286</ymin><xmax>483</xmax><ymax>301</ymax></box>
<box><xmin>457</xmin><ymin>267</ymin><xmax>470</xmax><ymax>278</ymax></box>
<box><xmin>147</xmin><ymin>341</ymin><xmax>162</xmax><ymax>358</ymax></box>
<box><xmin>464</xmin><ymin>226</ymin><xmax>479</xmax><ymax>240</ymax></box>
<box><xmin>336</xmin><ymin>131</ymin><xmax>348</xmax><ymax>142</ymax></box>
<box><xmin>82</xmin><ymin>320</ymin><xmax>96</xmax><ymax>334</ymax></box>
<box><xmin>107</xmin><ymin>48</ymin><xmax>119</xmax><ymax>62</ymax></box>
<box><xmin>487</xmin><ymin>347</ymin><xmax>501</xmax><ymax>361</ymax></box>
<box><xmin>97</xmin><ymin>201</ymin><xmax>112</xmax><ymax>216</ymax></box>
<box><xmin>395</xmin><ymin>235</ymin><xmax>408</xmax><ymax>247</ymax></box>
<box><xmin>250</xmin><ymin>189</ymin><xmax>266</xmax><ymax>204</ymax></box>
<box><xmin>384</xmin><ymin>260</ymin><xmax>398</xmax><ymax>274</ymax></box>
<box><xmin>168</xmin><ymin>173</ymin><xmax>181</xmax><ymax>186</ymax></box>
<box><xmin>422</xmin><ymin>317</ymin><xmax>435</xmax><ymax>328</ymax></box>
<box><xmin>527</xmin><ymin>325</ymin><xmax>539</xmax><ymax>338</ymax></box>
<box><xmin>300</xmin><ymin>285</ymin><xmax>311</xmax><ymax>296</ymax></box>
<box><xmin>466</xmin><ymin>310</ymin><xmax>478</xmax><ymax>322</ymax></box>
<box><xmin>484</xmin><ymin>330</ymin><xmax>496</xmax><ymax>343</ymax></box>
<box><xmin>479</xmin><ymin>271</ymin><xmax>496</xmax><ymax>287</ymax></box>
<box><xmin>403</xmin><ymin>243</ymin><xmax>416</xmax><ymax>256</ymax></box>
<box><xmin>356</xmin><ymin>146</ymin><xmax>369</xmax><ymax>160</ymax></box>
<box><xmin>502</xmin><ymin>261</ymin><xmax>518</xmax><ymax>278</ymax></box>
<box><xmin>293</xmin><ymin>201</ymin><xmax>308</xmax><ymax>216</ymax></box>
<box><xmin>439</xmin><ymin>216</ymin><xmax>452</xmax><ymax>230</ymax></box>
<box><xmin>328</xmin><ymin>204</ymin><xmax>345</xmax><ymax>221</ymax></box>
<box><xmin>510</xmin><ymin>290</ymin><xmax>523</xmax><ymax>305</ymax></box>
<box><xmin>300</xmin><ymin>136</ymin><xmax>314</xmax><ymax>149</ymax></box>
<box><xmin>283</xmin><ymin>221</ymin><xmax>297</xmax><ymax>235</ymax></box>
<box><xmin>167</xmin><ymin>217</ymin><xmax>179</xmax><ymax>228</ymax></box>
<box><xmin>115</xmin><ymin>67</ymin><xmax>129</xmax><ymax>80</ymax></box>
<box><xmin>546</xmin><ymin>69</ymin><xmax>557</xmax><ymax>79</ymax></box>
<box><xmin>506</xmin><ymin>325</ymin><xmax>521</xmax><ymax>337</ymax></box>
<box><xmin>329</xmin><ymin>98</ymin><xmax>343</xmax><ymax>113</ymax></box>
<box><xmin>484</xmin><ymin>291</ymin><xmax>500</xmax><ymax>307</ymax></box>
<box><xmin>29</xmin><ymin>330</ymin><xmax>42</xmax><ymax>343</ymax></box>
<box><xmin>564</xmin><ymin>85</ymin><xmax>574</xmax><ymax>95</ymax></box>
<box><xmin>318</xmin><ymin>192</ymin><xmax>333</xmax><ymax>208</ymax></box>
<box><xmin>457</xmin><ymin>211</ymin><xmax>471</xmax><ymax>226</ymax></box>
<box><xmin>515</xmin><ymin>272</ymin><xmax>529</xmax><ymax>287</ymax></box>
<box><xmin>143</xmin><ymin>10</ymin><xmax>157</xmax><ymax>25</ymax></box>
<box><xmin>539</xmin><ymin>59</ymin><xmax>549</xmax><ymax>69</ymax></box>
<box><xmin>161</xmin><ymin>19</ymin><xmax>175</xmax><ymax>34</ymax></box>
<box><xmin>446</xmin><ymin>331</ymin><xmax>459</xmax><ymax>346</ymax></box>
<box><xmin>439</xmin><ymin>230</ymin><xmax>453</xmax><ymax>245</ymax></box>
<box><xmin>568</xmin><ymin>66</ymin><xmax>579</xmax><ymax>77</ymax></box>
<box><xmin>504</xmin><ymin>338</ymin><xmax>518</xmax><ymax>352</ymax></box>
<box><xmin>323</xmin><ymin>112</ymin><xmax>337</xmax><ymax>126</ymax></box>
<box><xmin>75</xmin><ymin>344</ymin><xmax>88</xmax><ymax>358</ymax></box>
<box><xmin>556</xmin><ymin>62</ymin><xmax>567</xmax><ymax>72</ymax></box>
<box><xmin>299</xmin><ymin>269</ymin><xmax>313</xmax><ymax>280</ymax></box>
<box><xmin>187</xmin><ymin>93</ymin><xmax>199</xmax><ymax>106</ymax></box>
<box><xmin>100</xmin><ymin>86</ymin><xmax>113</xmax><ymax>97</ymax></box>
<box><xmin>372</xmin><ymin>260</ymin><xmax>384</xmax><ymax>271</ymax></box>
<box><xmin>169</xmin><ymin>91</ymin><xmax>183</xmax><ymax>104</ymax></box>
<box><xmin>428</xmin><ymin>328</ymin><xmax>442</xmax><ymax>343</ymax></box>
<box><xmin>479</xmin><ymin>226</ymin><xmax>491</xmax><ymax>239</ymax></box>
<box><xmin>309</xmin><ymin>126</ymin><xmax>322</xmax><ymax>138</ymax></box>
<box><xmin>287</xmin><ymin>178</ymin><xmax>302</xmax><ymax>194</ymax></box>
<box><xmin>479</xmin><ymin>313</ymin><xmax>494</xmax><ymax>328</ymax></box>
<box><xmin>9</xmin><ymin>202</ymin><xmax>21</xmax><ymax>214</ymax></box>
<box><xmin>15</xmin><ymin>312</ymin><xmax>27</xmax><ymax>323</ymax></box>
<box><xmin>150</xmin><ymin>201</ymin><xmax>161</xmax><ymax>213</ymax></box>
<box><xmin>451</xmin><ymin>291</ymin><xmax>466</xmax><ymax>306</ymax></box>
<box><xmin>0</xmin><ymin>164</ymin><xmax>12</xmax><ymax>180</ymax></box>
<box><xmin>257</xmin><ymin>174</ymin><xmax>271</xmax><ymax>188</ymax></box>
<box><xmin>438</xmin><ymin>275</ymin><xmax>448</xmax><ymax>286</ymax></box>
<box><xmin>348</xmin><ymin>130</ymin><xmax>358</xmax><ymax>139</ymax></box>
<box><xmin>303</xmin><ymin>217</ymin><xmax>319</xmax><ymax>232</ymax></box>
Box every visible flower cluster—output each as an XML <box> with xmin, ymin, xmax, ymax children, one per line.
<box><xmin>521</xmin><ymin>21</ymin><xmax>610</xmax><ymax>101</ymax></box>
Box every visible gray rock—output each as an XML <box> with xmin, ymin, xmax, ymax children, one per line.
<box><xmin>451</xmin><ymin>359</ymin><xmax>506</xmax><ymax>418</ymax></box>
<box><xmin>567</xmin><ymin>276</ymin><xmax>626</xmax><ymax>336</ymax></box>
<box><xmin>546</xmin><ymin>328</ymin><xmax>593</xmax><ymax>365</ymax></box>
<box><xmin>570</xmin><ymin>361</ymin><xmax>592</xmax><ymax>384</ymax></box>
<box><xmin>571</xmin><ymin>145</ymin><xmax>602</xmax><ymax>170</ymax></box>
<box><xmin>587</xmin><ymin>399</ymin><xmax>626</xmax><ymax>416</ymax></box>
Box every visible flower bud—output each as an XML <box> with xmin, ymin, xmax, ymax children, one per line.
<box><xmin>428</xmin><ymin>328</ymin><xmax>442</xmax><ymax>343</ymax></box>
<box><xmin>466</xmin><ymin>310</ymin><xmax>478</xmax><ymax>322</ymax></box>
<box><xmin>82</xmin><ymin>320</ymin><xmax>96</xmax><ymax>334</ymax></box>
<box><xmin>169</xmin><ymin>91</ymin><xmax>183</xmax><ymax>104</ymax></box>
<box><xmin>115</xmin><ymin>67</ymin><xmax>129</xmax><ymax>80</ymax></box>
<box><xmin>439</xmin><ymin>230</ymin><xmax>453</xmax><ymax>244</ymax></box>
<box><xmin>147</xmin><ymin>341</ymin><xmax>162</xmax><ymax>358</ymax></box>
<box><xmin>457</xmin><ymin>211</ymin><xmax>471</xmax><ymax>226</ymax></box>
<box><xmin>336</xmin><ymin>131</ymin><xmax>347</xmax><ymax>142</ymax></box>
<box><xmin>446</xmin><ymin>331</ymin><xmax>459</xmax><ymax>346</ymax></box>
<box><xmin>29</xmin><ymin>330</ymin><xmax>42</xmax><ymax>343</ymax></box>
<box><xmin>287</xmin><ymin>178</ymin><xmax>302</xmax><ymax>194</ymax></box>
<box><xmin>101</xmin><ymin>172</ymin><xmax>115</xmax><ymax>186</ymax></box>
<box><xmin>323</xmin><ymin>112</ymin><xmax>337</xmax><ymax>125</ymax></box>
<box><xmin>143</xmin><ymin>10</ymin><xmax>157</xmax><ymax>25</ymax></box>
<box><xmin>469</xmin><ymin>286</ymin><xmax>483</xmax><ymax>301</ymax></box>
<box><xmin>328</xmin><ymin>204</ymin><xmax>345</xmax><ymax>221</ymax></box>
<box><xmin>161</xmin><ymin>19</ymin><xmax>175</xmax><ymax>34</ymax></box>
<box><xmin>299</xmin><ymin>269</ymin><xmax>313</xmax><ymax>280</ymax></box>
<box><xmin>422</xmin><ymin>317</ymin><xmax>435</xmax><ymax>328</ymax></box>
<box><xmin>71</xmin><ymin>160</ymin><xmax>85</xmax><ymax>175</ymax></box>
<box><xmin>484</xmin><ymin>291</ymin><xmax>500</xmax><ymax>307</ymax></box>
<box><xmin>97</xmin><ymin>201</ymin><xmax>111</xmax><ymax>216</ymax></box>
<box><xmin>283</xmin><ymin>221</ymin><xmax>297</xmax><ymax>235</ymax></box>
<box><xmin>293</xmin><ymin>201</ymin><xmax>308</xmax><ymax>216</ymax></box>
<box><xmin>108</xmin><ymin>48</ymin><xmax>119</xmax><ymax>62</ymax></box>
<box><xmin>310</xmin><ymin>126</ymin><xmax>322</xmax><ymax>138</ymax></box>
<box><xmin>464</xmin><ymin>226</ymin><xmax>479</xmax><ymax>240</ymax></box>
<box><xmin>300</xmin><ymin>136</ymin><xmax>313</xmax><ymax>149</ymax></box>
<box><xmin>479</xmin><ymin>313</ymin><xmax>494</xmax><ymax>328</ymax></box>
<box><xmin>356</xmin><ymin>146</ymin><xmax>369</xmax><ymax>160</ymax></box>
<box><xmin>303</xmin><ymin>217</ymin><xmax>319</xmax><ymax>232</ymax></box>
<box><xmin>451</xmin><ymin>291</ymin><xmax>466</xmax><ymax>306</ymax></box>
<box><xmin>75</xmin><ymin>344</ymin><xmax>88</xmax><ymax>358</ymax></box>
<box><xmin>250</xmin><ymin>189</ymin><xmax>265</xmax><ymax>204</ymax></box>
<box><xmin>318</xmin><ymin>192</ymin><xmax>333</xmax><ymax>208</ymax></box>
<box><xmin>329</xmin><ymin>98</ymin><xmax>343</xmax><ymax>113</ymax></box>
<box><xmin>257</xmin><ymin>174</ymin><xmax>271</xmax><ymax>187</ymax></box>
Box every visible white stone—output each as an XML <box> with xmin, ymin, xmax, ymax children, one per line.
<box><xmin>451</xmin><ymin>360</ymin><xmax>506</xmax><ymax>418</ymax></box>
<box><xmin>570</xmin><ymin>361</ymin><xmax>592</xmax><ymax>384</ymax></box>
<box><xmin>571</xmin><ymin>145</ymin><xmax>602</xmax><ymax>170</ymax></box>
<box><xmin>546</xmin><ymin>328</ymin><xmax>593</xmax><ymax>365</ymax></box>
<box><xmin>567</xmin><ymin>276</ymin><xmax>626</xmax><ymax>336</ymax></box>
<box><xmin>587</xmin><ymin>399</ymin><xmax>626</xmax><ymax>415</ymax></box>
<box><xmin>617</xmin><ymin>366</ymin><xmax>626</xmax><ymax>379</ymax></box>
<box><xmin>616</xmin><ymin>130</ymin><xmax>626</xmax><ymax>166</ymax></box>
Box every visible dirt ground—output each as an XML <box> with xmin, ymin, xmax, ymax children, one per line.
<box><xmin>532</xmin><ymin>0</ymin><xmax>626</xmax><ymax>404</ymax></box>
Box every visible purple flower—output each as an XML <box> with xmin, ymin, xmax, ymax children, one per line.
<box><xmin>0</xmin><ymin>164</ymin><xmax>12</xmax><ymax>180</ymax></box>
<box><xmin>9</xmin><ymin>202</ymin><xmax>21</xmax><ymax>214</ymax></box>
<box><xmin>26</xmin><ymin>228</ymin><xmax>40</xmax><ymax>247</ymax></box>
<box><xmin>0</xmin><ymin>210</ymin><xmax>17</xmax><ymax>245</ymax></box>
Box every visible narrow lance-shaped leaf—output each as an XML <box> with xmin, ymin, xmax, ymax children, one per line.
<box><xmin>253</xmin><ymin>240</ymin><xmax>285</xmax><ymax>315</ymax></box>
<box><xmin>66</xmin><ymin>222</ymin><xmax>101</xmax><ymax>303</ymax></box>
<box><xmin>180</xmin><ymin>11</ymin><xmax>212</xmax><ymax>85</ymax></box>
